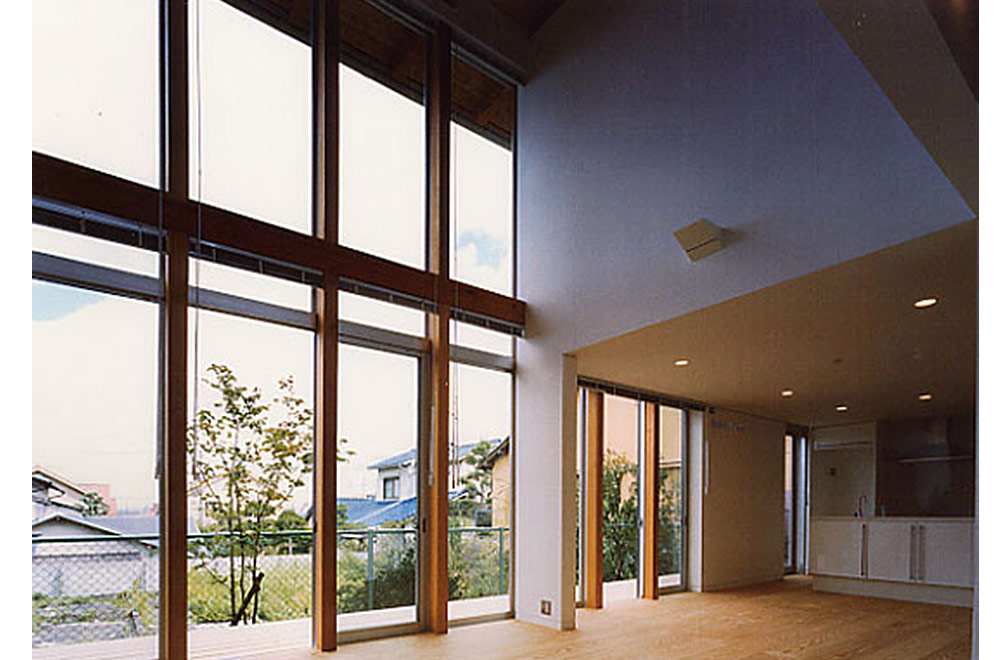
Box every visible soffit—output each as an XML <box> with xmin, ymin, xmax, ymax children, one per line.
<box><xmin>575</xmin><ymin>221</ymin><xmax>977</xmax><ymax>429</ymax></box>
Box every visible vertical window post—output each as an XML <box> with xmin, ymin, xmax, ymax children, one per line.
<box><xmin>584</xmin><ymin>388</ymin><xmax>604</xmax><ymax>608</ymax></box>
<box><xmin>161</xmin><ymin>230</ymin><xmax>188</xmax><ymax>660</ymax></box>
<box><xmin>642</xmin><ymin>402</ymin><xmax>659</xmax><ymax>599</ymax></box>
<box><xmin>427</xmin><ymin>21</ymin><xmax>452</xmax><ymax>634</ymax></box>
<box><xmin>161</xmin><ymin>1</ymin><xmax>189</xmax><ymax>657</ymax></box>
<box><xmin>313</xmin><ymin>0</ymin><xmax>339</xmax><ymax>651</ymax></box>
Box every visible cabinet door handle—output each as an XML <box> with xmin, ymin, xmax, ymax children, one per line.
<box><xmin>919</xmin><ymin>525</ymin><xmax>926</xmax><ymax>582</ymax></box>
<box><xmin>860</xmin><ymin>523</ymin><xmax>867</xmax><ymax>576</ymax></box>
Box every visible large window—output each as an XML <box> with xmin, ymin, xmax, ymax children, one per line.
<box><xmin>602</xmin><ymin>395</ymin><xmax>639</xmax><ymax>601</ymax></box>
<box><xmin>33</xmin><ymin>0</ymin><xmax>159</xmax><ymax>187</ymax></box>
<box><xmin>451</xmin><ymin>56</ymin><xmax>514</xmax><ymax>297</ymax></box>
<box><xmin>186</xmin><ymin>266</ymin><xmax>316</xmax><ymax>649</ymax></box>
<box><xmin>337</xmin><ymin>344</ymin><xmax>420</xmax><ymax>632</ymax></box>
<box><xmin>32</xmin><ymin>232</ymin><xmax>161</xmax><ymax>656</ymax></box>
<box><xmin>447</xmin><ymin>363</ymin><xmax>513</xmax><ymax>620</ymax></box>
<box><xmin>577</xmin><ymin>386</ymin><xmax>688</xmax><ymax>606</ymax></box>
<box><xmin>339</xmin><ymin>0</ymin><xmax>426</xmax><ymax>267</ymax></box>
<box><xmin>32</xmin><ymin>0</ymin><xmax>523</xmax><ymax>652</ymax></box>
<box><xmin>658</xmin><ymin>406</ymin><xmax>684</xmax><ymax>590</ymax></box>
<box><xmin>189</xmin><ymin>0</ymin><xmax>313</xmax><ymax>233</ymax></box>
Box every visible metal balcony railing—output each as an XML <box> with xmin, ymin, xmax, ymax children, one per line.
<box><xmin>32</xmin><ymin>526</ymin><xmax>509</xmax><ymax>649</ymax></box>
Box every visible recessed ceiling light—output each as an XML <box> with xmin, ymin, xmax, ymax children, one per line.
<box><xmin>835</xmin><ymin>404</ymin><xmax>848</xmax><ymax>412</ymax></box>
<box><xmin>913</xmin><ymin>297</ymin><xmax>938</xmax><ymax>309</ymax></box>
<box><xmin>781</xmin><ymin>389</ymin><xmax>794</xmax><ymax>397</ymax></box>
<box><xmin>673</xmin><ymin>358</ymin><xmax>690</xmax><ymax>367</ymax></box>
<box><xmin>918</xmin><ymin>393</ymin><xmax>933</xmax><ymax>401</ymax></box>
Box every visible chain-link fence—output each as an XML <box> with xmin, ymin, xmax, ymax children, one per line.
<box><xmin>33</xmin><ymin>526</ymin><xmax>510</xmax><ymax>650</ymax></box>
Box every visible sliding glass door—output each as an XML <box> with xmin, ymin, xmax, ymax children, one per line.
<box><xmin>578</xmin><ymin>385</ymin><xmax>688</xmax><ymax>606</ymax></box>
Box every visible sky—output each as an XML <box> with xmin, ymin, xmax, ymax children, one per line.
<box><xmin>31</xmin><ymin>0</ymin><xmax>513</xmax><ymax>518</ymax></box>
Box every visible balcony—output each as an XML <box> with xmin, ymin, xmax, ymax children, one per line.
<box><xmin>31</xmin><ymin>527</ymin><xmax>510</xmax><ymax>659</ymax></box>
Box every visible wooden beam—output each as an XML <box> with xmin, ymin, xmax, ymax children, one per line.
<box><xmin>313</xmin><ymin>0</ymin><xmax>339</xmax><ymax>651</ymax></box>
<box><xmin>32</xmin><ymin>153</ymin><xmax>526</xmax><ymax>329</ymax></box>
<box><xmin>161</xmin><ymin>230</ymin><xmax>188</xmax><ymax>660</ymax></box>
<box><xmin>165</xmin><ymin>0</ymin><xmax>188</xmax><ymax>200</ymax></box>
<box><xmin>584</xmin><ymin>388</ymin><xmax>604</xmax><ymax>608</ymax></box>
<box><xmin>160</xmin><ymin>0</ymin><xmax>189</xmax><ymax>657</ymax></box>
<box><xmin>642</xmin><ymin>402</ymin><xmax>659</xmax><ymax>599</ymax></box>
<box><xmin>314</xmin><ymin>274</ymin><xmax>339</xmax><ymax>649</ymax></box>
<box><xmin>452</xmin><ymin>280</ymin><xmax>526</xmax><ymax>328</ymax></box>
<box><xmin>425</xmin><ymin>21</ymin><xmax>452</xmax><ymax>635</ymax></box>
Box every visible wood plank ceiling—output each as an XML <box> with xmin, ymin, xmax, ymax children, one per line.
<box><xmin>486</xmin><ymin>0</ymin><xmax>567</xmax><ymax>35</ymax></box>
<box><xmin>221</xmin><ymin>0</ymin><xmax>518</xmax><ymax>145</ymax></box>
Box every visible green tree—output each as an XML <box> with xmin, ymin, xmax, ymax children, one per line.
<box><xmin>602</xmin><ymin>450</ymin><xmax>638</xmax><ymax>581</ymax></box>
<box><xmin>657</xmin><ymin>467</ymin><xmax>683</xmax><ymax>575</ymax></box>
<box><xmin>81</xmin><ymin>491</ymin><xmax>109</xmax><ymax>517</ymax></box>
<box><xmin>187</xmin><ymin>364</ymin><xmax>314</xmax><ymax>625</ymax></box>
<box><xmin>451</xmin><ymin>440</ymin><xmax>495</xmax><ymax>525</ymax></box>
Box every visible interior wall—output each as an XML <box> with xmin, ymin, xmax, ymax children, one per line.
<box><xmin>514</xmin><ymin>0</ymin><xmax>972</xmax><ymax>629</ymax></box>
<box><xmin>686</xmin><ymin>410</ymin><xmax>704</xmax><ymax>592</ymax></box>
<box><xmin>810</xmin><ymin>423</ymin><xmax>877</xmax><ymax>517</ymax></box>
<box><xmin>701</xmin><ymin>408</ymin><xmax>786</xmax><ymax>590</ymax></box>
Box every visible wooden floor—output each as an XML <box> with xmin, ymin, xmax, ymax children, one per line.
<box><xmin>261</xmin><ymin>576</ymin><xmax>971</xmax><ymax>660</ymax></box>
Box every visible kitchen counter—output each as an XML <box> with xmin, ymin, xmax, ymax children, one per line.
<box><xmin>810</xmin><ymin>516</ymin><xmax>974</xmax><ymax>607</ymax></box>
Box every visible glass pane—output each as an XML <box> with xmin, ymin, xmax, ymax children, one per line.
<box><xmin>602</xmin><ymin>395</ymin><xmax>638</xmax><ymax>601</ymax></box>
<box><xmin>33</xmin><ymin>0</ymin><xmax>159</xmax><ymax>187</ymax></box>
<box><xmin>448</xmin><ymin>364</ymin><xmax>512</xmax><ymax>619</ymax></box>
<box><xmin>339</xmin><ymin>0</ymin><xmax>426</xmax><ymax>268</ymax></box>
<box><xmin>451</xmin><ymin>123</ymin><xmax>513</xmax><ymax>296</ymax></box>
<box><xmin>192</xmin><ymin>259</ymin><xmax>313</xmax><ymax>312</ymax></box>
<box><xmin>340</xmin><ymin>291</ymin><xmax>425</xmax><ymax>337</ymax></box>
<box><xmin>33</xmin><ymin>281</ymin><xmax>160</xmax><ymax>655</ymax></box>
<box><xmin>451</xmin><ymin>56</ymin><xmax>514</xmax><ymax>296</ymax></box>
<box><xmin>658</xmin><ymin>407</ymin><xmax>683</xmax><ymax>586</ymax></box>
<box><xmin>576</xmin><ymin>389</ymin><xmax>583</xmax><ymax>603</ymax></box>
<box><xmin>339</xmin><ymin>64</ymin><xmax>426</xmax><ymax>268</ymax></box>
<box><xmin>452</xmin><ymin>320</ymin><xmax>512</xmax><ymax>356</ymax></box>
<box><xmin>784</xmin><ymin>434</ymin><xmax>794</xmax><ymax>568</ymax></box>
<box><xmin>338</xmin><ymin>344</ymin><xmax>419</xmax><ymax>631</ymax></box>
<box><xmin>187</xmin><ymin>309</ymin><xmax>315</xmax><ymax>650</ymax></box>
<box><xmin>189</xmin><ymin>0</ymin><xmax>312</xmax><ymax>233</ymax></box>
<box><xmin>33</xmin><ymin>224</ymin><xmax>160</xmax><ymax>279</ymax></box>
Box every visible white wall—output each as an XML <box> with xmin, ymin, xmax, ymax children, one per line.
<box><xmin>687</xmin><ymin>410</ymin><xmax>704</xmax><ymax>592</ymax></box>
<box><xmin>700</xmin><ymin>409</ymin><xmax>786</xmax><ymax>590</ymax></box>
<box><xmin>810</xmin><ymin>423</ymin><xmax>877</xmax><ymax>517</ymax></box>
<box><xmin>515</xmin><ymin>0</ymin><xmax>972</xmax><ymax>629</ymax></box>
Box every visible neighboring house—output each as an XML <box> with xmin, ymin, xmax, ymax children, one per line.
<box><xmin>479</xmin><ymin>437</ymin><xmax>510</xmax><ymax>528</ymax></box>
<box><xmin>32</xmin><ymin>512</ymin><xmax>198</xmax><ymax>598</ymax></box>
<box><xmin>333</xmin><ymin>439</ymin><xmax>506</xmax><ymax>528</ymax></box>
<box><xmin>32</xmin><ymin>466</ymin><xmax>90</xmax><ymax>521</ymax></box>
<box><xmin>368</xmin><ymin>439</ymin><xmax>502</xmax><ymax>503</ymax></box>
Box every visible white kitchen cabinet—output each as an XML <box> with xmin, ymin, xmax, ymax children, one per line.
<box><xmin>922</xmin><ymin>521</ymin><xmax>974</xmax><ymax>588</ymax></box>
<box><xmin>811</xmin><ymin>517</ymin><xmax>974</xmax><ymax>605</ymax></box>
<box><xmin>866</xmin><ymin>521</ymin><xmax>912</xmax><ymax>582</ymax></box>
<box><xmin>811</xmin><ymin>519</ymin><xmax>863</xmax><ymax>578</ymax></box>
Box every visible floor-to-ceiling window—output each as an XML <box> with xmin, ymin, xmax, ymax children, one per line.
<box><xmin>602</xmin><ymin>395</ymin><xmax>640</xmax><ymax>602</ymax></box>
<box><xmin>32</xmin><ymin>229</ymin><xmax>162</xmax><ymax>656</ymax></box>
<box><xmin>32</xmin><ymin>0</ymin><xmax>524</xmax><ymax>654</ymax></box>
<box><xmin>577</xmin><ymin>383</ymin><xmax>689</xmax><ymax>606</ymax></box>
<box><xmin>657</xmin><ymin>406</ymin><xmax>685</xmax><ymax>591</ymax></box>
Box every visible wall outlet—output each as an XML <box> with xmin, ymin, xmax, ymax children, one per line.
<box><xmin>540</xmin><ymin>599</ymin><xmax>552</xmax><ymax>616</ymax></box>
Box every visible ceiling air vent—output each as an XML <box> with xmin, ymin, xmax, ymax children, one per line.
<box><xmin>674</xmin><ymin>219</ymin><xmax>724</xmax><ymax>261</ymax></box>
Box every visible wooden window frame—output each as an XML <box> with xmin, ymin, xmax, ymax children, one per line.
<box><xmin>32</xmin><ymin>0</ymin><xmax>524</xmax><ymax>656</ymax></box>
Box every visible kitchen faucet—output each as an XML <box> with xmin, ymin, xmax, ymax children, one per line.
<box><xmin>856</xmin><ymin>494</ymin><xmax>868</xmax><ymax>518</ymax></box>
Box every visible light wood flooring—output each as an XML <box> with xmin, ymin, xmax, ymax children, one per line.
<box><xmin>257</xmin><ymin>576</ymin><xmax>971</xmax><ymax>660</ymax></box>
